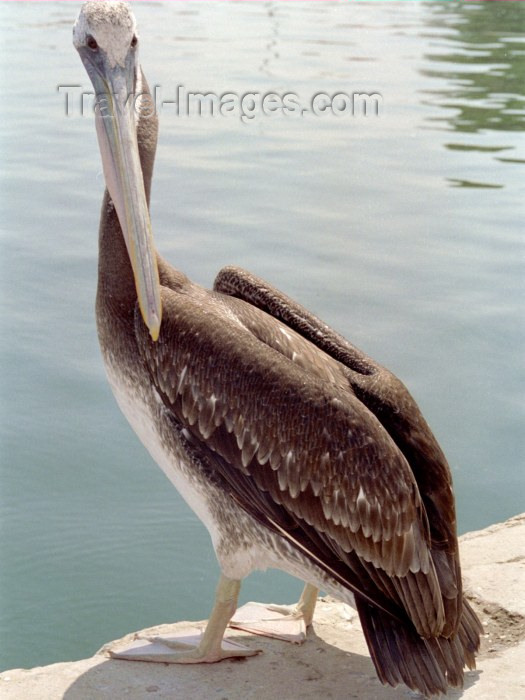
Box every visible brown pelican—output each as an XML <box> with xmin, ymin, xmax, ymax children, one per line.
<box><xmin>74</xmin><ymin>2</ymin><xmax>481</xmax><ymax>696</ymax></box>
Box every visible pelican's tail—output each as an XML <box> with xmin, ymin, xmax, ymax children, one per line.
<box><xmin>356</xmin><ymin>596</ymin><xmax>482</xmax><ymax>697</ymax></box>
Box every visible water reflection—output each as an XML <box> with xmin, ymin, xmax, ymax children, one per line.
<box><xmin>420</xmin><ymin>0</ymin><xmax>525</xmax><ymax>136</ymax></box>
<box><xmin>420</xmin><ymin>0</ymin><xmax>524</xmax><ymax>186</ymax></box>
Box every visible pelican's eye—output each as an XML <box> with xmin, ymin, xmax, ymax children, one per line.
<box><xmin>131</xmin><ymin>35</ymin><xmax>138</xmax><ymax>48</ymax></box>
<box><xmin>86</xmin><ymin>35</ymin><xmax>98</xmax><ymax>51</ymax></box>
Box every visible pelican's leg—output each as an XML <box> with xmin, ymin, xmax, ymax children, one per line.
<box><xmin>107</xmin><ymin>574</ymin><xmax>261</xmax><ymax>663</ymax></box>
<box><xmin>228</xmin><ymin>583</ymin><xmax>319</xmax><ymax>644</ymax></box>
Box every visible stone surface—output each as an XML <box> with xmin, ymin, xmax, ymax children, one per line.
<box><xmin>460</xmin><ymin>514</ymin><xmax>525</xmax><ymax>619</ymax></box>
<box><xmin>1</xmin><ymin>514</ymin><xmax>524</xmax><ymax>700</ymax></box>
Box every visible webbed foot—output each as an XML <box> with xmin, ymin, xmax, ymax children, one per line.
<box><xmin>105</xmin><ymin>574</ymin><xmax>261</xmax><ymax>664</ymax></box>
<box><xmin>107</xmin><ymin>627</ymin><xmax>260</xmax><ymax>663</ymax></box>
<box><xmin>229</xmin><ymin>583</ymin><xmax>319</xmax><ymax>644</ymax></box>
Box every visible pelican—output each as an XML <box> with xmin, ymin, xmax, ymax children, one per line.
<box><xmin>74</xmin><ymin>2</ymin><xmax>481</xmax><ymax>696</ymax></box>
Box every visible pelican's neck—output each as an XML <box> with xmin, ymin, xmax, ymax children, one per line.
<box><xmin>97</xmin><ymin>69</ymin><xmax>158</xmax><ymax>322</ymax></box>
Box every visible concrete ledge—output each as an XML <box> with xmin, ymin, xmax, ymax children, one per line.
<box><xmin>1</xmin><ymin>514</ymin><xmax>524</xmax><ymax>699</ymax></box>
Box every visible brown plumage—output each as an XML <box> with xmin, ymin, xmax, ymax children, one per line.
<box><xmin>133</xmin><ymin>267</ymin><xmax>481</xmax><ymax>695</ymax></box>
<box><xmin>74</xmin><ymin>2</ymin><xmax>482</xmax><ymax>696</ymax></box>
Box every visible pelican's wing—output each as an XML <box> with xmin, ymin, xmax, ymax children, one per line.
<box><xmin>215</xmin><ymin>266</ymin><xmax>463</xmax><ymax>632</ymax></box>
<box><xmin>135</xmin><ymin>284</ymin><xmax>481</xmax><ymax>694</ymax></box>
<box><xmin>138</xmin><ymin>285</ymin><xmax>446</xmax><ymax>627</ymax></box>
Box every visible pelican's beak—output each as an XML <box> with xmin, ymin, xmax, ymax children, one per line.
<box><xmin>78</xmin><ymin>46</ymin><xmax>162</xmax><ymax>341</ymax></box>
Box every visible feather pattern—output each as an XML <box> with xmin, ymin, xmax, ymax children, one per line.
<box><xmin>136</xmin><ymin>275</ymin><xmax>459</xmax><ymax>643</ymax></box>
<box><xmin>127</xmin><ymin>266</ymin><xmax>482</xmax><ymax>694</ymax></box>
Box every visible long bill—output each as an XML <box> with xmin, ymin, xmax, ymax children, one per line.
<box><xmin>90</xmin><ymin>60</ymin><xmax>162</xmax><ymax>341</ymax></box>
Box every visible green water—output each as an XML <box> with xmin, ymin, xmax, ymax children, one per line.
<box><xmin>1</xmin><ymin>0</ymin><xmax>523</xmax><ymax>672</ymax></box>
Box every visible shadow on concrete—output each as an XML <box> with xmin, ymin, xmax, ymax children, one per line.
<box><xmin>62</xmin><ymin>626</ymin><xmax>481</xmax><ymax>700</ymax></box>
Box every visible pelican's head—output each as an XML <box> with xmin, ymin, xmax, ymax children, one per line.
<box><xmin>74</xmin><ymin>1</ymin><xmax>161</xmax><ymax>341</ymax></box>
<box><xmin>73</xmin><ymin>1</ymin><xmax>138</xmax><ymax>69</ymax></box>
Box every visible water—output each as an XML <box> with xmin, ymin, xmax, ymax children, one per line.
<box><xmin>1</xmin><ymin>0</ymin><xmax>523</xmax><ymax>673</ymax></box>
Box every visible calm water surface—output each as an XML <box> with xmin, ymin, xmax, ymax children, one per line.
<box><xmin>1</xmin><ymin>0</ymin><xmax>524</xmax><ymax>671</ymax></box>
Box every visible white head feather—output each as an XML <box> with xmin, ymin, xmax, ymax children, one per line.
<box><xmin>73</xmin><ymin>1</ymin><xmax>137</xmax><ymax>69</ymax></box>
